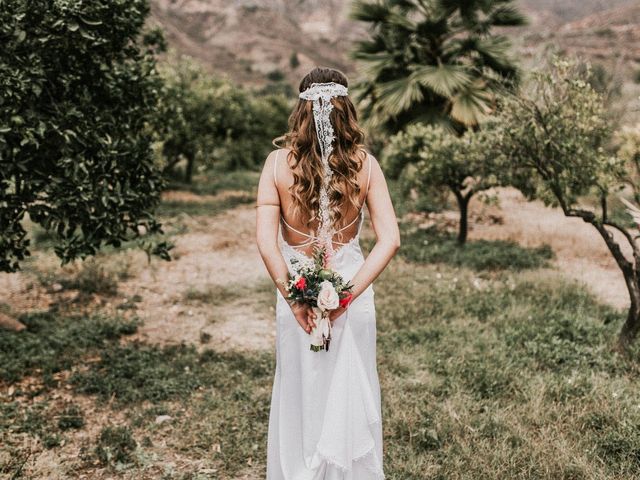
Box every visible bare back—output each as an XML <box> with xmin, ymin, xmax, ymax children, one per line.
<box><xmin>273</xmin><ymin>148</ymin><xmax>372</xmax><ymax>256</ymax></box>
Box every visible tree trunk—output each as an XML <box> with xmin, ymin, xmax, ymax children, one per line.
<box><xmin>453</xmin><ymin>190</ymin><xmax>472</xmax><ymax>245</ymax></box>
<box><xmin>574</xmin><ymin>211</ymin><xmax>640</xmax><ymax>349</ymax></box>
<box><xmin>185</xmin><ymin>154</ymin><xmax>195</xmax><ymax>184</ymax></box>
<box><xmin>162</xmin><ymin>156</ymin><xmax>182</xmax><ymax>179</ymax></box>
<box><xmin>618</xmin><ymin>275</ymin><xmax>640</xmax><ymax>349</ymax></box>
<box><xmin>544</xmin><ymin>188</ymin><xmax>640</xmax><ymax>348</ymax></box>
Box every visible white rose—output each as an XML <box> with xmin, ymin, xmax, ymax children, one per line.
<box><xmin>317</xmin><ymin>280</ymin><xmax>339</xmax><ymax>311</ymax></box>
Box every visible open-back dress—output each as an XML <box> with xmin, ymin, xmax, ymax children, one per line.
<box><xmin>266</xmin><ymin>149</ymin><xmax>385</xmax><ymax>480</ymax></box>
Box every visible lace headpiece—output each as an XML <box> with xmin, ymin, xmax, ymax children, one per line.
<box><xmin>298</xmin><ymin>82</ymin><xmax>349</xmax><ymax>256</ymax></box>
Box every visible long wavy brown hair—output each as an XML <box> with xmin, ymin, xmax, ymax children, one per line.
<box><xmin>274</xmin><ymin>67</ymin><xmax>366</xmax><ymax>229</ymax></box>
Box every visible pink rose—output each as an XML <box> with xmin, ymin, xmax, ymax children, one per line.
<box><xmin>317</xmin><ymin>280</ymin><xmax>339</xmax><ymax>311</ymax></box>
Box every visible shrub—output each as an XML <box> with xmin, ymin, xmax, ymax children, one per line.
<box><xmin>95</xmin><ymin>426</ymin><xmax>137</xmax><ymax>466</ymax></box>
<box><xmin>0</xmin><ymin>0</ymin><xmax>169</xmax><ymax>271</ymax></box>
<box><xmin>57</xmin><ymin>404</ymin><xmax>85</xmax><ymax>431</ymax></box>
<box><xmin>399</xmin><ymin>227</ymin><xmax>554</xmax><ymax>271</ymax></box>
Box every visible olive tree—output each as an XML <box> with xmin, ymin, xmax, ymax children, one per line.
<box><xmin>0</xmin><ymin>0</ymin><xmax>169</xmax><ymax>273</ymax></box>
<box><xmin>382</xmin><ymin>123</ymin><xmax>504</xmax><ymax>244</ymax></box>
<box><xmin>496</xmin><ymin>59</ymin><xmax>640</xmax><ymax>347</ymax></box>
<box><xmin>616</xmin><ymin>124</ymin><xmax>640</xmax><ymax>203</ymax></box>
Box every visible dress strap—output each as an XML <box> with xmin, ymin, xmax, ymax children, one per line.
<box><xmin>281</xmin><ymin>217</ymin><xmax>314</xmax><ymax>240</ymax></box>
<box><xmin>273</xmin><ymin>149</ymin><xmax>282</xmax><ymax>187</ymax></box>
<box><xmin>357</xmin><ymin>208</ymin><xmax>365</xmax><ymax>234</ymax></box>
<box><xmin>364</xmin><ymin>153</ymin><xmax>373</xmax><ymax>199</ymax></box>
<box><xmin>334</xmin><ymin>210</ymin><xmax>362</xmax><ymax>233</ymax></box>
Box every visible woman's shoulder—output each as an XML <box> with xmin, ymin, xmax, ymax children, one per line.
<box><xmin>265</xmin><ymin>147</ymin><xmax>293</xmax><ymax>164</ymax></box>
<box><xmin>358</xmin><ymin>148</ymin><xmax>379</xmax><ymax>171</ymax></box>
<box><xmin>357</xmin><ymin>147</ymin><xmax>378</xmax><ymax>161</ymax></box>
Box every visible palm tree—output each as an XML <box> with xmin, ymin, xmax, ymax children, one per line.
<box><xmin>351</xmin><ymin>0</ymin><xmax>526</xmax><ymax>133</ymax></box>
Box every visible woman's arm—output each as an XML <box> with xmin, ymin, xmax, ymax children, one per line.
<box><xmin>256</xmin><ymin>151</ymin><xmax>316</xmax><ymax>332</ymax></box>
<box><xmin>330</xmin><ymin>155</ymin><xmax>400</xmax><ymax>320</ymax></box>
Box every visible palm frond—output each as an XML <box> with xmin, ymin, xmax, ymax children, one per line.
<box><xmin>474</xmin><ymin>36</ymin><xmax>518</xmax><ymax>78</ymax></box>
<box><xmin>407</xmin><ymin>109</ymin><xmax>460</xmax><ymax>134</ymax></box>
<box><xmin>350</xmin><ymin>0</ymin><xmax>392</xmax><ymax>23</ymax></box>
<box><xmin>353</xmin><ymin>52</ymin><xmax>398</xmax><ymax>78</ymax></box>
<box><xmin>411</xmin><ymin>64</ymin><xmax>473</xmax><ymax>98</ymax></box>
<box><xmin>488</xmin><ymin>5</ymin><xmax>527</xmax><ymax>27</ymax></box>
<box><xmin>450</xmin><ymin>81</ymin><xmax>493</xmax><ymax>126</ymax></box>
<box><xmin>351</xmin><ymin>36</ymin><xmax>387</xmax><ymax>56</ymax></box>
<box><xmin>386</xmin><ymin>10</ymin><xmax>418</xmax><ymax>31</ymax></box>
<box><xmin>374</xmin><ymin>76</ymin><xmax>424</xmax><ymax>117</ymax></box>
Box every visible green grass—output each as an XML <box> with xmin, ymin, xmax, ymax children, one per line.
<box><xmin>4</xmin><ymin>169</ymin><xmax>640</xmax><ymax>478</ymax></box>
<box><xmin>71</xmin><ymin>343</ymin><xmax>271</xmax><ymax>404</ymax></box>
<box><xmin>95</xmin><ymin>425</ymin><xmax>138</xmax><ymax>466</ymax></box>
<box><xmin>59</xmin><ymin>261</ymin><xmax>124</xmax><ymax>296</ymax></box>
<box><xmin>166</xmin><ymin>169</ymin><xmax>260</xmax><ymax>197</ymax></box>
<box><xmin>375</xmin><ymin>261</ymin><xmax>640</xmax><ymax>479</ymax></box>
<box><xmin>70</xmin><ymin>343</ymin><xmax>272</xmax><ymax>476</ymax></box>
<box><xmin>183</xmin><ymin>284</ymin><xmax>244</xmax><ymax>305</ymax></box>
<box><xmin>3</xmin><ymin>261</ymin><xmax>640</xmax><ymax>478</ymax></box>
<box><xmin>0</xmin><ymin>310</ymin><xmax>271</xmax><ymax>478</ymax></box>
<box><xmin>399</xmin><ymin>227</ymin><xmax>555</xmax><ymax>271</ymax></box>
<box><xmin>0</xmin><ymin>312</ymin><xmax>138</xmax><ymax>384</ymax></box>
<box><xmin>156</xmin><ymin>192</ymin><xmax>254</xmax><ymax>218</ymax></box>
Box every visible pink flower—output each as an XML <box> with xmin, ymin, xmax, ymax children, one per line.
<box><xmin>339</xmin><ymin>292</ymin><xmax>353</xmax><ymax>309</ymax></box>
<box><xmin>317</xmin><ymin>281</ymin><xmax>339</xmax><ymax>311</ymax></box>
<box><xmin>295</xmin><ymin>276</ymin><xmax>306</xmax><ymax>290</ymax></box>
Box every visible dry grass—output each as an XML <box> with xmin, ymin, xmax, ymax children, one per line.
<box><xmin>3</xmin><ymin>174</ymin><xmax>640</xmax><ymax>479</ymax></box>
<box><xmin>468</xmin><ymin>188</ymin><xmax>630</xmax><ymax>309</ymax></box>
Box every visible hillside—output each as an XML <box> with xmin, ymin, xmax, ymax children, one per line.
<box><xmin>520</xmin><ymin>4</ymin><xmax>640</xmax><ymax>66</ymax></box>
<box><xmin>518</xmin><ymin>0</ymin><xmax>636</xmax><ymax>24</ymax></box>
<box><xmin>149</xmin><ymin>0</ymin><xmax>640</xmax><ymax>104</ymax></box>
<box><xmin>149</xmin><ymin>0</ymin><xmax>360</xmax><ymax>85</ymax></box>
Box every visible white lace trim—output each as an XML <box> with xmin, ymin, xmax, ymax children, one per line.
<box><xmin>298</xmin><ymin>82</ymin><xmax>349</xmax><ymax>256</ymax></box>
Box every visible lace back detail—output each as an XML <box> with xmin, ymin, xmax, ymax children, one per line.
<box><xmin>275</xmin><ymin>148</ymin><xmax>373</xmax><ymax>252</ymax></box>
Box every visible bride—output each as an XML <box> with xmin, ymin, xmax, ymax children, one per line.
<box><xmin>256</xmin><ymin>67</ymin><xmax>400</xmax><ymax>480</ymax></box>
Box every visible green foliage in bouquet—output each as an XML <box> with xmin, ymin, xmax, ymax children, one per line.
<box><xmin>0</xmin><ymin>0</ymin><xmax>170</xmax><ymax>272</ymax></box>
<box><xmin>286</xmin><ymin>248</ymin><xmax>353</xmax><ymax>307</ymax></box>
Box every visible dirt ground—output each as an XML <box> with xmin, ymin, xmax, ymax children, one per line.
<box><xmin>0</xmin><ymin>187</ymin><xmax>629</xmax><ymax>347</ymax></box>
<box><xmin>468</xmin><ymin>188</ymin><xmax>629</xmax><ymax>310</ymax></box>
<box><xmin>0</xmin><ymin>187</ymin><xmax>633</xmax><ymax>479</ymax></box>
<box><xmin>120</xmin><ymin>205</ymin><xmax>276</xmax><ymax>352</ymax></box>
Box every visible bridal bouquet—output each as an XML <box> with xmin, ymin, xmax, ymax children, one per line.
<box><xmin>286</xmin><ymin>247</ymin><xmax>353</xmax><ymax>352</ymax></box>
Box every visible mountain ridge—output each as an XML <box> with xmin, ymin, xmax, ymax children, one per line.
<box><xmin>149</xmin><ymin>0</ymin><xmax>640</xmax><ymax>87</ymax></box>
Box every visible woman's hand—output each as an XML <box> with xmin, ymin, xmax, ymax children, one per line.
<box><xmin>291</xmin><ymin>302</ymin><xmax>317</xmax><ymax>334</ymax></box>
<box><xmin>329</xmin><ymin>307</ymin><xmax>347</xmax><ymax>323</ymax></box>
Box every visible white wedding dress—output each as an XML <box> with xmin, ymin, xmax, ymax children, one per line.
<box><xmin>266</xmin><ymin>155</ymin><xmax>385</xmax><ymax>479</ymax></box>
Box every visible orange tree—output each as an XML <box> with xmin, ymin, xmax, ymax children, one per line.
<box><xmin>155</xmin><ymin>58</ymin><xmax>290</xmax><ymax>182</ymax></box>
<box><xmin>0</xmin><ymin>0</ymin><xmax>169</xmax><ymax>272</ymax></box>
